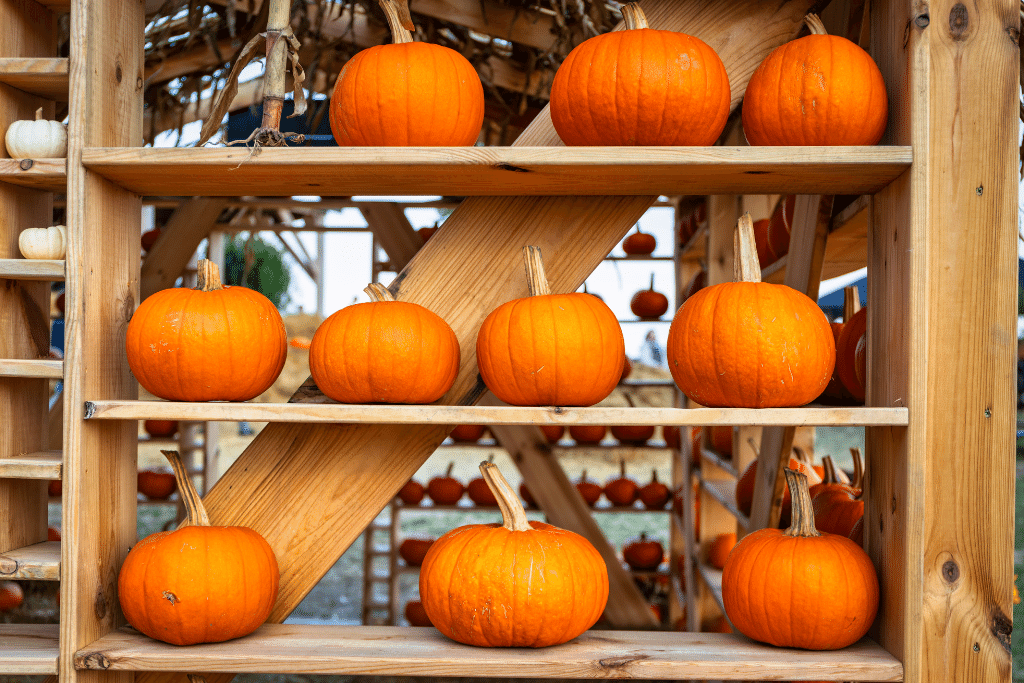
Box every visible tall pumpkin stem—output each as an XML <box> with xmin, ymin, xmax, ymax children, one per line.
<box><xmin>651</xmin><ymin>468</ymin><xmax>658</xmax><ymax>483</ymax></box>
<box><xmin>523</xmin><ymin>246</ymin><xmax>551</xmax><ymax>296</ymax></box>
<box><xmin>480</xmin><ymin>462</ymin><xmax>531</xmax><ymax>532</ymax></box>
<box><xmin>804</xmin><ymin>13</ymin><xmax>828</xmax><ymax>35</ymax></box>
<box><xmin>844</xmin><ymin>285</ymin><xmax>862</xmax><ymax>320</ymax></box>
<box><xmin>380</xmin><ymin>0</ymin><xmax>415</xmax><ymax>44</ymax></box>
<box><xmin>620</xmin><ymin>3</ymin><xmax>649</xmax><ymax>30</ymax></box>
<box><xmin>649</xmin><ymin>273</ymin><xmax>656</xmax><ymax>291</ymax></box>
<box><xmin>445</xmin><ymin>462</ymin><xmax>454</xmax><ymax>478</ymax></box>
<box><xmin>365</xmin><ymin>282</ymin><xmax>396</xmax><ymax>302</ymax></box>
<box><xmin>162</xmin><ymin>450</ymin><xmax>210</xmax><ymax>528</ymax></box>
<box><xmin>733</xmin><ymin>213</ymin><xmax>762</xmax><ymax>283</ymax></box>
<box><xmin>196</xmin><ymin>259</ymin><xmax>224</xmax><ymax>292</ymax></box>
<box><xmin>783</xmin><ymin>469</ymin><xmax>821</xmax><ymax>538</ymax></box>
<box><xmin>821</xmin><ymin>455</ymin><xmax>840</xmax><ymax>484</ymax></box>
<box><xmin>34</xmin><ymin>107</ymin><xmax>42</xmax><ymax>121</ymax></box>
<box><xmin>620</xmin><ymin>458</ymin><xmax>627</xmax><ymax>477</ymax></box>
<box><xmin>851</xmin><ymin>447</ymin><xmax>864</xmax><ymax>491</ymax></box>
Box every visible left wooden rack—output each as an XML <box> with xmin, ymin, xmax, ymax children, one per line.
<box><xmin>0</xmin><ymin>57</ymin><xmax>69</xmax><ymax>100</ymax></box>
<box><xmin>0</xmin><ymin>540</ymin><xmax>61</xmax><ymax>580</ymax></box>
<box><xmin>0</xmin><ymin>158</ymin><xmax>67</xmax><ymax>191</ymax></box>
<box><xmin>0</xmin><ymin>258</ymin><xmax>64</xmax><ymax>280</ymax></box>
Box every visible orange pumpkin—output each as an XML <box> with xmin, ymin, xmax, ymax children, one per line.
<box><xmin>742</xmin><ymin>14</ymin><xmax>888</xmax><ymax>146</ymax></box>
<box><xmin>709</xmin><ymin>426</ymin><xmax>733</xmax><ymax>456</ymax></box>
<box><xmin>143</xmin><ymin>420</ymin><xmax>178</xmax><ymax>438</ymax></box>
<box><xmin>752</xmin><ymin>218</ymin><xmax>777</xmax><ymax>268</ymax></box>
<box><xmin>399</xmin><ymin>538</ymin><xmax>435</xmax><ymax>567</ymax></box>
<box><xmin>47</xmin><ymin>526</ymin><xmax>61</xmax><ymax>541</ymax></box>
<box><xmin>137</xmin><ymin>469</ymin><xmax>177</xmax><ymax>500</ymax></box>
<box><xmin>118</xmin><ymin>450</ymin><xmax>279</xmax><ymax>645</ymax></box>
<box><xmin>141</xmin><ymin>227</ymin><xmax>162</xmax><ymax>253</ymax></box>
<box><xmin>550</xmin><ymin>3</ymin><xmax>729</xmax><ymax>146</ymax></box>
<box><xmin>736</xmin><ymin>455</ymin><xmax>824</xmax><ymax>519</ymax></box>
<box><xmin>540</xmin><ymin>425</ymin><xmax>565</xmax><ymax>443</ymax></box>
<box><xmin>667</xmin><ymin>214</ymin><xmax>835</xmax><ymax>407</ymax></box>
<box><xmin>575</xmin><ymin>470</ymin><xmax>602</xmax><ymax>507</ymax></box>
<box><xmin>604</xmin><ymin>459</ymin><xmax>638</xmax><ymax>507</ymax></box>
<box><xmin>0</xmin><ymin>581</ymin><xmax>23</xmax><ymax>612</ymax></box>
<box><xmin>812</xmin><ymin>454</ymin><xmax>864</xmax><ymax>537</ymax></box>
<box><xmin>288</xmin><ymin>335</ymin><xmax>312</xmax><ymax>350</ymax></box>
<box><xmin>420</xmin><ymin>462</ymin><xmax>608</xmax><ymax>647</ymax></box>
<box><xmin>836</xmin><ymin>307</ymin><xmax>868</xmax><ymax>402</ymax></box>
<box><xmin>418</xmin><ymin>226</ymin><xmax>438</xmax><ymax>243</ymax></box>
<box><xmin>427</xmin><ymin>463</ymin><xmax>464</xmax><ymax>506</ymax></box>
<box><xmin>622</xmin><ymin>532</ymin><xmax>664</xmax><ymax>570</ymax></box>
<box><xmin>449</xmin><ymin>425</ymin><xmax>486</xmax><ymax>443</ymax></box>
<box><xmin>678</xmin><ymin>212</ymin><xmax>697</xmax><ymax>244</ymax></box>
<box><xmin>398</xmin><ymin>479</ymin><xmax>425</xmax><ymax>505</ymax></box>
<box><xmin>310</xmin><ymin>283</ymin><xmax>459</xmax><ymax>404</ymax></box>
<box><xmin>706</xmin><ymin>615</ymin><xmax>732</xmax><ymax>633</ymax></box>
<box><xmin>638</xmin><ymin>470</ymin><xmax>671</xmax><ymax>510</ymax></box>
<box><xmin>620</xmin><ymin>356</ymin><xmax>633</xmax><ymax>383</ymax></box>
<box><xmin>126</xmin><ymin>260</ymin><xmax>286</xmax><ymax>402</ymax></box>
<box><xmin>630</xmin><ymin>274</ymin><xmax>669</xmax><ymax>320</ymax></box>
<box><xmin>329</xmin><ymin>0</ymin><xmax>483</xmax><ymax>146</ymax></box>
<box><xmin>622</xmin><ymin>227</ymin><xmax>656</xmax><ymax>256</ymax></box>
<box><xmin>611</xmin><ymin>424</ymin><xmax>654</xmax><ymax>445</ymax></box>
<box><xmin>477</xmin><ymin>247</ymin><xmax>624</xmax><ymax>406</ymax></box>
<box><xmin>708</xmin><ymin>532</ymin><xmax>737</xmax><ymax>570</ymax></box>
<box><xmin>723</xmin><ymin>469</ymin><xmax>879</xmax><ymax>649</ymax></box>
<box><xmin>405</xmin><ymin>600</ymin><xmax>433</xmax><ymax>627</ymax></box>
<box><xmin>569</xmin><ymin>425</ymin><xmax>606</xmax><ymax>445</ymax></box>
<box><xmin>48</xmin><ymin>479</ymin><xmax>60</xmax><ymax>497</ymax></box>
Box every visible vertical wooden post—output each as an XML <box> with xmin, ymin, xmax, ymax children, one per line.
<box><xmin>61</xmin><ymin>1</ymin><xmax>144</xmax><ymax>682</ymax></box>
<box><xmin>868</xmin><ymin>0</ymin><xmax>1016</xmax><ymax>681</ymax></box>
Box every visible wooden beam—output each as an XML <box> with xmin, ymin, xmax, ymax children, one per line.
<box><xmin>358</xmin><ymin>203</ymin><xmax>421</xmax><ymax>273</ymax></box>
<box><xmin>410</xmin><ymin>0</ymin><xmax>565</xmax><ymax>50</ymax></box>
<box><xmin>140</xmin><ymin>197</ymin><xmax>229</xmax><ymax>299</ymax></box>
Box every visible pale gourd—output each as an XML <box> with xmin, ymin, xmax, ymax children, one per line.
<box><xmin>19</xmin><ymin>225</ymin><xmax>66</xmax><ymax>260</ymax></box>
<box><xmin>5</xmin><ymin>108</ymin><xmax>67</xmax><ymax>159</ymax></box>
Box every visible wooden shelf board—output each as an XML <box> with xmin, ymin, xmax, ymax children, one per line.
<box><xmin>0</xmin><ymin>540</ymin><xmax>60</xmax><ymax>580</ymax></box>
<box><xmin>697</xmin><ymin>562</ymin><xmax>726</xmax><ymax>616</ymax></box>
<box><xmin>75</xmin><ymin>624</ymin><xmax>902</xmax><ymax>680</ymax></box>
<box><xmin>80</xmin><ymin>147</ymin><xmax>912</xmax><ymax>197</ymax></box>
<box><xmin>0</xmin><ymin>258</ymin><xmax>65</xmax><ymax>280</ymax></box>
<box><xmin>701</xmin><ymin>448</ymin><xmax>739</xmax><ymax>479</ymax></box>
<box><xmin>0</xmin><ymin>624</ymin><xmax>59</xmax><ymax>674</ymax></box>
<box><xmin>83</xmin><ymin>401</ymin><xmax>909</xmax><ymax>427</ymax></box>
<box><xmin>0</xmin><ymin>58</ymin><xmax>70</xmax><ymax>100</ymax></box>
<box><xmin>396</xmin><ymin>501</ymin><xmax>669</xmax><ymax>514</ymax></box>
<box><xmin>0</xmin><ymin>158</ymin><xmax>66</xmax><ymax>191</ymax></box>
<box><xmin>699</xmin><ymin>477</ymin><xmax>750</xmax><ymax>531</ymax></box>
<box><xmin>0</xmin><ymin>359</ymin><xmax>63</xmax><ymax>378</ymax></box>
<box><xmin>0</xmin><ymin>450</ymin><xmax>62</xmax><ymax>479</ymax></box>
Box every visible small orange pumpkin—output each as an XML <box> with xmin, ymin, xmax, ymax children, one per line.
<box><xmin>466</xmin><ymin>455</ymin><xmax>498</xmax><ymax>507</ymax></box>
<box><xmin>47</xmin><ymin>526</ymin><xmax>61</xmax><ymax>541</ymax></box>
<box><xmin>0</xmin><ymin>581</ymin><xmax>23</xmax><ymax>612</ymax></box>
<box><xmin>709</xmin><ymin>426</ymin><xmax>733</xmax><ymax>457</ymax></box>
<box><xmin>427</xmin><ymin>463</ymin><xmax>464</xmax><ymax>506</ymax></box>
<box><xmin>329</xmin><ymin>0</ymin><xmax>483</xmax><ymax>146</ymax></box>
<box><xmin>288</xmin><ymin>335</ymin><xmax>312</xmax><ymax>350</ymax></box>
<box><xmin>137</xmin><ymin>469</ymin><xmax>177</xmax><ymax>500</ymax></box>
<box><xmin>620</xmin><ymin>356</ymin><xmax>633</xmax><ymax>383</ymax></box>
<box><xmin>667</xmin><ymin>214</ymin><xmax>835</xmax><ymax>407</ymax></box>
<box><xmin>820</xmin><ymin>286</ymin><xmax>862</xmax><ymax>403</ymax></box>
<box><xmin>420</xmin><ymin>462</ymin><xmax>608</xmax><ymax>647</ymax></box>
<box><xmin>638</xmin><ymin>469</ymin><xmax>671</xmax><ymax>510</ymax></box>
<box><xmin>622</xmin><ymin>532</ymin><xmax>664</xmax><ymax>570</ymax></box>
<box><xmin>143</xmin><ymin>420</ymin><xmax>178</xmax><ymax>438</ymax></box>
<box><xmin>48</xmin><ymin>479</ymin><xmax>60</xmax><ymax>498</ymax></box>
<box><xmin>519</xmin><ymin>482</ymin><xmax>535</xmax><ymax>507</ymax></box>
<box><xmin>742</xmin><ymin>14</ymin><xmax>888</xmax><ymax>146</ymax></box>
<box><xmin>399</xmin><ymin>538</ymin><xmax>435</xmax><ymax>567</ymax></box>
<box><xmin>550</xmin><ymin>3</ymin><xmax>730</xmax><ymax>146</ymax></box>
<box><xmin>569</xmin><ymin>425</ymin><xmax>606</xmax><ymax>445</ymax></box>
<box><xmin>141</xmin><ymin>227</ymin><xmax>162</xmax><ymax>253</ymax></box>
<box><xmin>398</xmin><ymin>479</ymin><xmax>425</xmax><ymax>505</ymax></box>
<box><xmin>611</xmin><ymin>424</ymin><xmax>654</xmax><ymax>445</ymax></box>
<box><xmin>477</xmin><ymin>247</ymin><xmax>624</xmax><ymax>406</ymax></box>
<box><xmin>418</xmin><ymin>226</ymin><xmax>438</xmax><ymax>243</ymax></box>
<box><xmin>630</xmin><ymin>274</ymin><xmax>669</xmax><ymax>320</ymax></box>
<box><xmin>575</xmin><ymin>470</ymin><xmax>602</xmax><ymax>507</ymax></box>
<box><xmin>622</xmin><ymin>226</ymin><xmax>656</xmax><ymax>256</ymax></box>
<box><xmin>812</xmin><ymin>453</ymin><xmax>864</xmax><ymax>537</ymax></box>
<box><xmin>540</xmin><ymin>425</ymin><xmax>565</xmax><ymax>443</ymax></box>
<box><xmin>126</xmin><ymin>260</ymin><xmax>287</xmax><ymax>402</ymax></box>
<box><xmin>118</xmin><ymin>450</ymin><xmax>279</xmax><ymax>645</ymax></box>
<box><xmin>604</xmin><ymin>459</ymin><xmax>639</xmax><ymax>507</ymax></box>
<box><xmin>405</xmin><ymin>600</ymin><xmax>433</xmax><ymax>627</ymax></box>
<box><xmin>310</xmin><ymin>283</ymin><xmax>460</xmax><ymax>404</ymax></box>
<box><xmin>449</xmin><ymin>425</ymin><xmax>486</xmax><ymax>443</ymax></box>
<box><xmin>708</xmin><ymin>532</ymin><xmax>737</xmax><ymax>570</ymax></box>
<box><xmin>767</xmin><ymin>195</ymin><xmax>796</xmax><ymax>260</ymax></box>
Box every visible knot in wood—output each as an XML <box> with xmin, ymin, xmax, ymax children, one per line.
<box><xmin>79</xmin><ymin>652</ymin><xmax>112</xmax><ymax>669</ymax></box>
<box><xmin>599</xmin><ymin>654</ymin><xmax>647</xmax><ymax>669</ymax></box>
<box><xmin>948</xmin><ymin>4</ymin><xmax>969</xmax><ymax>40</ymax></box>
<box><xmin>991</xmin><ymin>608</ymin><xmax>1012</xmax><ymax>654</ymax></box>
<box><xmin>115</xmin><ymin>63</ymin><xmax>123</xmax><ymax>83</ymax></box>
<box><xmin>94</xmin><ymin>590</ymin><xmax>108</xmax><ymax>619</ymax></box>
<box><xmin>914</xmin><ymin>14</ymin><xmax>929</xmax><ymax>28</ymax></box>
<box><xmin>18</xmin><ymin>159</ymin><xmax>33</xmax><ymax>171</ymax></box>
<box><xmin>941</xmin><ymin>559</ymin><xmax>959</xmax><ymax>583</ymax></box>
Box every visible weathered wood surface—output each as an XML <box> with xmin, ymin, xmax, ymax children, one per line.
<box><xmin>0</xmin><ymin>358</ymin><xmax>62</xmax><ymax>377</ymax></box>
<box><xmin>0</xmin><ymin>258</ymin><xmax>64</xmax><ymax>280</ymax></box>
<box><xmin>0</xmin><ymin>624</ymin><xmax>59</xmax><ymax>674</ymax></box>
<box><xmin>0</xmin><ymin>450</ymin><xmax>61</xmax><ymax>479</ymax></box>
<box><xmin>0</xmin><ymin>539</ymin><xmax>60</xmax><ymax>579</ymax></box>
<box><xmin>0</xmin><ymin>57</ymin><xmax>68</xmax><ymax>100</ymax></box>
<box><xmin>0</xmin><ymin>157</ymin><xmax>66</xmax><ymax>191</ymax></box>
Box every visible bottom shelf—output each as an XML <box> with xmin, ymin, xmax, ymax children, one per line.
<box><xmin>76</xmin><ymin>625</ymin><xmax>902</xmax><ymax>680</ymax></box>
<box><xmin>0</xmin><ymin>624</ymin><xmax>59</xmax><ymax>674</ymax></box>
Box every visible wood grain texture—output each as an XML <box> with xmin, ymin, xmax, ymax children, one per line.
<box><xmin>359</xmin><ymin>202</ymin><xmax>421</xmax><ymax>273</ymax></box>
<box><xmin>0</xmin><ymin>449</ymin><xmax>61</xmax><ymax>478</ymax></box>
<box><xmin>76</xmin><ymin>624</ymin><xmax>903</xmax><ymax>680</ymax></box>
<box><xmin>0</xmin><ymin>258</ymin><xmax>64</xmax><ymax>280</ymax></box>
<box><xmin>139</xmin><ymin>197</ymin><xmax>229</xmax><ymax>298</ymax></box>
<box><xmin>696</xmin><ymin>562</ymin><xmax>726</xmax><ymax>616</ymax></box>
<box><xmin>0</xmin><ymin>358</ymin><xmax>62</xmax><ymax>377</ymax></box>
<box><xmin>0</xmin><ymin>157</ymin><xmax>65</xmax><ymax>190</ymax></box>
<box><xmin>0</xmin><ymin>57</ymin><xmax>69</xmax><ymax>100</ymax></box>
<box><xmin>79</xmin><ymin>146</ymin><xmax>912</xmax><ymax>197</ymax></box>
<box><xmin>0</xmin><ymin>624</ymin><xmax>59</xmax><ymax>674</ymax></box>
<box><xmin>699</xmin><ymin>473</ymin><xmax>749</xmax><ymax>531</ymax></box>
<box><xmin>0</xmin><ymin>539</ymin><xmax>60</xmax><ymax>579</ymax></box>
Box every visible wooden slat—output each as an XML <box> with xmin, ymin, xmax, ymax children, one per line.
<box><xmin>0</xmin><ymin>359</ymin><xmax>62</xmax><ymax>378</ymax></box>
<box><xmin>762</xmin><ymin>195</ymin><xmax>870</xmax><ymax>284</ymax></box>
<box><xmin>0</xmin><ymin>57</ymin><xmax>69</xmax><ymax>101</ymax></box>
<box><xmin>82</xmin><ymin>401</ymin><xmax>909</xmax><ymax>426</ymax></box>
<box><xmin>0</xmin><ymin>157</ymin><xmax>66</xmax><ymax>191</ymax></box>
<box><xmin>0</xmin><ymin>450</ymin><xmax>61</xmax><ymax>479</ymax></box>
<box><xmin>0</xmin><ymin>258</ymin><xmax>64</xmax><ymax>280</ymax></box>
<box><xmin>359</xmin><ymin>203</ymin><xmax>421</xmax><ymax>273</ymax></box>
<box><xmin>700</xmin><ymin>447</ymin><xmax>738</xmax><ymax>479</ymax></box>
<box><xmin>0</xmin><ymin>540</ymin><xmax>60</xmax><ymax>579</ymax></box>
<box><xmin>0</xmin><ymin>624</ymin><xmax>59</xmax><ymax>674</ymax></box>
<box><xmin>76</xmin><ymin>625</ymin><xmax>903</xmax><ymax>680</ymax></box>
<box><xmin>696</xmin><ymin>562</ymin><xmax>726</xmax><ymax>615</ymax></box>
<box><xmin>79</xmin><ymin>147</ymin><xmax>912</xmax><ymax>197</ymax></box>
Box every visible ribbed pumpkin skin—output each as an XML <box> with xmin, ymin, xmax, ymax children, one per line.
<box><xmin>722</xmin><ymin>529</ymin><xmax>878</xmax><ymax>649</ymax></box>
<box><xmin>310</xmin><ymin>301</ymin><xmax>459</xmax><ymax>404</ymax></box>
<box><xmin>742</xmin><ymin>35</ymin><xmax>887</xmax><ymax>146</ymax></box>
<box><xmin>118</xmin><ymin>525</ymin><xmax>279</xmax><ymax>646</ymax></box>
<box><xmin>420</xmin><ymin>521</ymin><xmax>608</xmax><ymax>647</ymax></box>
<box><xmin>550</xmin><ymin>29</ymin><xmax>730</xmax><ymax>146</ymax></box>
<box><xmin>477</xmin><ymin>293</ymin><xmax>623</xmax><ymax>406</ymax></box>
<box><xmin>330</xmin><ymin>42</ymin><xmax>484</xmax><ymax>146</ymax></box>
<box><xmin>667</xmin><ymin>282</ymin><xmax>835</xmax><ymax>407</ymax></box>
<box><xmin>836</xmin><ymin>307</ymin><xmax>867</xmax><ymax>401</ymax></box>
<box><xmin>126</xmin><ymin>286</ymin><xmax>286</xmax><ymax>401</ymax></box>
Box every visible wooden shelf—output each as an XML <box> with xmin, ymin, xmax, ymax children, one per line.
<box><xmin>397</xmin><ymin>501</ymin><xmax>669</xmax><ymax>514</ymax></box>
<box><xmin>75</xmin><ymin>624</ymin><xmax>902</xmax><ymax>680</ymax></box>
<box><xmin>0</xmin><ymin>258</ymin><xmax>64</xmax><ymax>280</ymax></box>
<box><xmin>697</xmin><ymin>563</ymin><xmax>726</xmax><ymax>616</ymax></box>
<box><xmin>80</xmin><ymin>147</ymin><xmax>912</xmax><ymax>197</ymax></box>
<box><xmin>700</xmin><ymin>448</ymin><xmax>739</xmax><ymax>479</ymax></box>
<box><xmin>699</xmin><ymin>477</ymin><xmax>750</xmax><ymax>531</ymax></box>
<box><xmin>83</xmin><ymin>401</ymin><xmax>910</xmax><ymax>427</ymax></box>
<box><xmin>0</xmin><ymin>450</ymin><xmax>62</xmax><ymax>479</ymax></box>
<box><xmin>0</xmin><ymin>158</ymin><xmax>66</xmax><ymax>191</ymax></box>
<box><xmin>0</xmin><ymin>624</ymin><xmax>59</xmax><ymax>675</ymax></box>
<box><xmin>0</xmin><ymin>540</ymin><xmax>60</xmax><ymax>580</ymax></box>
<box><xmin>0</xmin><ymin>359</ymin><xmax>63</xmax><ymax>378</ymax></box>
<box><xmin>0</xmin><ymin>58</ymin><xmax>69</xmax><ymax>100</ymax></box>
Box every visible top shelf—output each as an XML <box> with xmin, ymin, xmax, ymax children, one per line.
<box><xmin>81</xmin><ymin>146</ymin><xmax>912</xmax><ymax>197</ymax></box>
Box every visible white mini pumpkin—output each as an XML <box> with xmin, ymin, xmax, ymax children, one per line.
<box><xmin>19</xmin><ymin>225</ymin><xmax>67</xmax><ymax>260</ymax></box>
<box><xmin>5</xmin><ymin>108</ymin><xmax>67</xmax><ymax>159</ymax></box>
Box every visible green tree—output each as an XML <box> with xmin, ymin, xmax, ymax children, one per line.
<box><xmin>222</xmin><ymin>235</ymin><xmax>291</xmax><ymax>309</ymax></box>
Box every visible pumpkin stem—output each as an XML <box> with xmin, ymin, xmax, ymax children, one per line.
<box><xmin>620</xmin><ymin>458</ymin><xmax>627</xmax><ymax>477</ymax></box>
<box><xmin>620</xmin><ymin>3</ymin><xmax>650</xmax><ymax>30</ymax></box>
<box><xmin>782</xmin><ymin>469</ymin><xmax>821</xmax><ymax>538</ymax></box>
<box><xmin>649</xmin><ymin>273</ymin><xmax>656</xmax><ymax>291</ymax></box>
<box><xmin>804</xmin><ymin>13</ymin><xmax>828</xmax><ymax>35</ymax></box>
<box><xmin>196</xmin><ymin>259</ymin><xmax>224</xmax><ymax>292</ymax></box>
<box><xmin>34</xmin><ymin>107</ymin><xmax>43</xmax><ymax>121</ymax></box>
<box><xmin>379</xmin><ymin>0</ymin><xmax>415</xmax><ymax>44</ymax></box>
<box><xmin>523</xmin><ymin>246</ymin><xmax>551</xmax><ymax>296</ymax></box>
<box><xmin>733</xmin><ymin>213</ymin><xmax>762</xmax><ymax>283</ymax></box>
<box><xmin>480</xmin><ymin>461</ymin><xmax>531</xmax><ymax>532</ymax></box>
<box><xmin>639</xmin><ymin>531</ymin><xmax>648</xmax><ymax>542</ymax></box>
<box><xmin>851</xmin><ymin>447</ymin><xmax>864</xmax><ymax>491</ymax></box>
<box><xmin>580</xmin><ymin>468</ymin><xmax>589</xmax><ymax>481</ymax></box>
<box><xmin>821</xmin><ymin>455</ymin><xmax>839</xmax><ymax>484</ymax></box>
<box><xmin>445</xmin><ymin>462</ymin><xmax>454</xmax><ymax>478</ymax></box>
<box><xmin>651</xmin><ymin>468</ymin><xmax>659</xmax><ymax>483</ymax></box>
<box><xmin>844</xmin><ymin>285</ymin><xmax>862</xmax><ymax>321</ymax></box>
<box><xmin>365</xmin><ymin>282</ymin><xmax>396</xmax><ymax>302</ymax></box>
<box><xmin>161</xmin><ymin>450</ymin><xmax>210</xmax><ymax>527</ymax></box>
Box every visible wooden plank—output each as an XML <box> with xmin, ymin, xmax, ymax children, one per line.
<box><xmin>80</xmin><ymin>146</ymin><xmax>911</xmax><ymax>197</ymax></box>
<box><xmin>358</xmin><ymin>203</ymin><xmax>421</xmax><ymax>273</ymax></box>
<box><xmin>0</xmin><ymin>258</ymin><xmax>64</xmax><ymax>280</ymax></box>
<box><xmin>0</xmin><ymin>359</ymin><xmax>62</xmax><ymax>378</ymax></box>
<box><xmin>762</xmin><ymin>195</ymin><xmax>870</xmax><ymax>284</ymax></box>
<box><xmin>0</xmin><ymin>57</ymin><xmax>68</xmax><ymax>100</ymax></box>
<box><xmin>699</xmin><ymin>473</ymin><xmax>749</xmax><ymax>531</ymax></box>
<box><xmin>82</xmin><ymin>400</ymin><xmax>910</xmax><ymax>427</ymax></box>
<box><xmin>140</xmin><ymin>197</ymin><xmax>230</xmax><ymax>299</ymax></box>
<box><xmin>76</xmin><ymin>624</ymin><xmax>903</xmax><ymax>680</ymax></box>
<box><xmin>700</xmin><ymin>447</ymin><xmax>738</xmax><ymax>479</ymax></box>
<box><xmin>0</xmin><ymin>450</ymin><xmax>61</xmax><ymax>478</ymax></box>
<box><xmin>0</xmin><ymin>157</ymin><xmax>66</xmax><ymax>191</ymax></box>
<box><xmin>868</xmin><ymin>0</ymin><xmax>1017</xmax><ymax>681</ymax></box>
<box><xmin>0</xmin><ymin>539</ymin><xmax>60</xmax><ymax>579</ymax></box>
<box><xmin>696</xmin><ymin>562</ymin><xmax>726</xmax><ymax>616</ymax></box>
<box><xmin>0</xmin><ymin>624</ymin><xmax>59</xmax><ymax>674</ymax></box>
